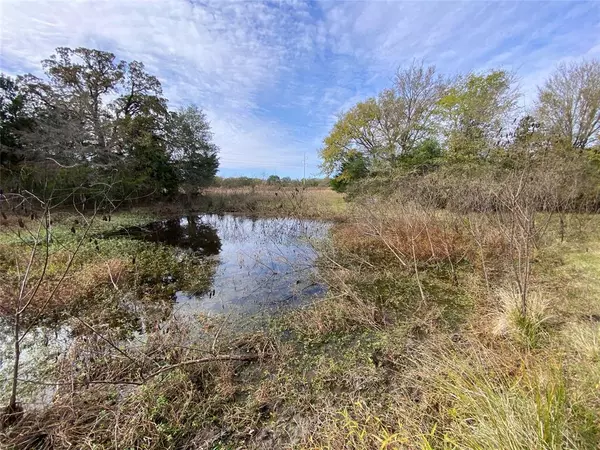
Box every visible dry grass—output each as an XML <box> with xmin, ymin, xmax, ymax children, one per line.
<box><xmin>0</xmin><ymin>247</ymin><xmax>131</xmax><ymax>320</ymax></box>
<box><xmin>333</xmin><ymin>214</ymin><xmax>469</xmax><ymax>267</ymax></box>
<box><xmin>1</xmin><ymin>317</ymin><xmax>277</xmax><ymax>449</ymax></box>
<box><xmin>203</xmin><ymin>186</ymin><xmax>347</xmax><ymax>219</ymax></box>
<box><xmin>493</xmin><ymin>287</ymin><xmax>553</xmax><ymax>348</ymax></box>
<box><xmin>2</xmin><ymin>202</ymin><xmax>600</xmax><ymax>449</ymax></box>
<box><xmin>420</xmin><ymin>344</ymin><xmax>583</xmax><ymax>449</ymax></box>
<box><xmin>332</xmin><ymin>202</ymin><xmax>508</xmax><ymax>277</ymax></box>
<box><xmin>129</xmin><ymin>187</ymin><xmax>348</xmax><ymax>221</ymax></box>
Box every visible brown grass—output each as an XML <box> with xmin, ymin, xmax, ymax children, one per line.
<box><xmin>0</xmin><ymin>253</ymin><xmax>130</xmax><ymax>319</ymax></box>
<box><xmin>332</xmin><ymin>203</ymin><xmax>507</xmax><ymax>277</ymax></box>
<box><xmin>134</xmin><ymin>187</ymin><xmax>348</xmax><ymax>220</ymax></box>
<box><xmin>3</xmin><ymin>201</ymin><xmax>600</xmax><ymax>448</ymax></box>
<box><xmin>333</xmin><ymin>217</ymin><xmax>468</xmax><ymax>265</ymax></box>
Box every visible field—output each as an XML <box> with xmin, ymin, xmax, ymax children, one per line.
<box><xmin>1</xmin><ymin>187</ymin><xmax>600</xmax><ymax>449</ymax></box>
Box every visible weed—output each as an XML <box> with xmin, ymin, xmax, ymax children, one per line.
<box><xmin>494</xmin><ymin>287</ymin><xmax>552</xmax><ymax>348</ymax></box>
<box><xmin>2</xmin><ymin>203</ymin><xmax>600</xmax><ymax>449</ymax></box>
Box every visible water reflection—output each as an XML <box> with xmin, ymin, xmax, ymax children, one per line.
<box><xmin>177</xmin><ymin>214</ymin><xmax>329</xmax><ymax>316</ymax></box>
<box><xmin>1</xmin><ymin>215</ymin><xmax>330</xmax><ymax>406</ymax></box>
<box><xmin>104</xmin><ymin>215</ymin><xmax>222</xmax><ymax>254</ymax></box>
<box><xmin>106</xmin><ymin>214</ymin><xmax>330</xmax><ymax>316</ymax></box>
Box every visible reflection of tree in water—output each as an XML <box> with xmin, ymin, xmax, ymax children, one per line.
<box><xmin>1</xmin><ymin>218</ymin><xmax>227</xmax><ymax>386</ymax></box>
<box><xmin>96</xmin><ymin>216</ymin><xmax>222</xmax><ymax>332</ymax></box>
<box><xmin>104</xmin><ymin>214</ymin><xmax>330</xmax><ymax>316</ymax></box>
<box><xmin>106</xmin><ymin>216</ymin><xmax>222</xmax><ymax>255</ymax></box>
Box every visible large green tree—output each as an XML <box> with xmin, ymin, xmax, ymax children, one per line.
<box><xmin>0</xmin><ymin>75</ymin><xmax>34</xmax><ymax>169</ymax></box>
<box><xmin>329</xmin><ymin>151</ymin><xmax>368</xmax><ymax>193</ymax></box>
<box><xmin>321</xmin><ymin>61</ymin><xmax>445</xmax><ymax>181</ymax></box>
<box><xmin>2</xmin><ymin>46</ymin><xmax>219</xmax><ymax>199</ymax></box>
<box><xmin>438</xmin><ymin>70</ymin><xmax>518</xmax><ymax>161</ymax></box>
<box><xmin>42</xmin><ymin>47</ymin><xmax>125</xmax><ymax>154</ymax></box>
<box><xmin>167</xmin><ymin>106</ymin><xmax>219</xmax><ymax>191</ymax></box>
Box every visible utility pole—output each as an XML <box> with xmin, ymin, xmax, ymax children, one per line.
<box><xmin>303</xmin><ymin>152</ymin><xmax>306</xmax><ymax>186</ymax></box>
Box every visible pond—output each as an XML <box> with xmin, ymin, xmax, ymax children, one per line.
<box><xmin>1</xmin><ymin>214</ymin><xmax>330</xmax><ymax>405</ymax></box>
<box><xmin>105</xmin><ymin>214</ymin><xmax>331</xmax><ymax>316</ymax></box>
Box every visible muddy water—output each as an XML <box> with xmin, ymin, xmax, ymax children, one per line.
<box><xmin>107</xmin><ymin>214</ymin><xmax>330</xmax><ymax>316</ymax></box>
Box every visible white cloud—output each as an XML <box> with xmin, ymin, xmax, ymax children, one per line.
<box><xmin>1</xmin><ymin>0</ymin><xmax>599</xmax><ymax>177</ymax></box>
<box><xmin>0</xmin><ymin>0</ymin><xmax>319</xmax><ymax>174</ymax></box>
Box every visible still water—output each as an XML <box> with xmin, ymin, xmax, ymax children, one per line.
<box><xmin>107</xmin><ymin>214</ymin><xmax>330</xmax><ymax>316</ymax></box>
<box><xmin>0</xmin><ymin>215</ymin><xmax>330</xmax><ymax>404</ymax></box>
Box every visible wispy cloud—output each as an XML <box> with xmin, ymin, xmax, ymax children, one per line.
<box><xmin>2</xmin><ymin>0</ymin><xmax>599</xmax><ymax>177</ymax></box>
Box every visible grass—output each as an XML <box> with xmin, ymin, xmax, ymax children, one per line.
<box><xmin>117</xmin><ymin>186</ymin><xmax>348</xmax><ymax>221</ymax></box>
<box><xmin>493</xmin><ymin>288</ymin><xmax>552</xmax><ymax>348</ymax></box>
<box><xmin>0</xmin><ymin>210</ymin><xmax>215</xmax><ymax>305</ymax></box>
<box><xmin>197</xmin><ymin>186</ymin><xmax>347</xmax><ymax>219</ymax></box>
<box><xmin>0</xmin><ymin>210</ymin><xmax>217</xmax><ymax>416</ymax></box>
<box><xmin>425</xmin><ymin>352</ymin><xmax>578</xmax><ymax>449</ymax></box>
<box><xmin>2</xmin><ymin>195</ymin><xmax>600</xmax><ymax>448</ymax></box>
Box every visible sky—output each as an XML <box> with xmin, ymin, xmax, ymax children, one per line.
<box><xmin>1</xmin><ymin>1</ymin><xmax>599</xmax><ymax>178</ymax></box>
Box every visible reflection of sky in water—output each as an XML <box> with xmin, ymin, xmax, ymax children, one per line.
<box><xmin>0</xmin><ymin>215</ymin><xmax>330</xmax><ymax>405</ymax></box>
<box><xmin>175</xmin><ymin>214</ymin><xmax>330</xmax><ymax>316</ymax></box>
<box><xmin>0</xmin><ymin>324</ymin><xmax>71</xmax><ymax>406</ymax></box>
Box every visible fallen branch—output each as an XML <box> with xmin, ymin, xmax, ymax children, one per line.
<box><xmin>144</xmin><ymin>354</ymin><xmax>260</xmax><ymax>382</ymax></box>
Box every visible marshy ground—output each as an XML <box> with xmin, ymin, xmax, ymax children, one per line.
<box><xmin>1</xmin><ymin>187</ymin><xmax>600</xmax><ymax>449</ymax></box>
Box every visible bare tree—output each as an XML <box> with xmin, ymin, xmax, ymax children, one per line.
<box><xmin>392</xmin><ymin>60</ymin><xmax>447</xmax><ymax>153</ymax></box>
<box><xmin>0</xmin><ymin>184</ymin><xmax>110</xmax><ymax>424</ymax></box>
<box><xmin>536</xmin><ymin>59</ymin><xmax>600</xmax><ymax>149</ymax></box>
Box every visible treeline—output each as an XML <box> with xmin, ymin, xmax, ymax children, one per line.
<box><xmin>0</xmin><ymin>47</ymin><xmax>219</xmax><ymax>203</ymax></box>
<box><xmin>321</xmin><ymin>60</ymin><xmax>600</xmax><ymax>210</ymax></box>
<box><xmin>212</xmin><ymin>175</ymin><xmax>328</xmax><ymax>188</ymax></box>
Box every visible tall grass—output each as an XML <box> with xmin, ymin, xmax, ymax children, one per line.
<box><xmin>418</xmin><ymin>343</ymin><xmax>587</xmax><ymax>450</ymax></box>
<box><xmin>3</xmin><ymin>198</ymin><xmax>600</xmax><ymax>448</ymax></box>
<box><xmin>494</xmin><ymin>288</ymin><xmax>552</xmax><ymax>348</ymax></box>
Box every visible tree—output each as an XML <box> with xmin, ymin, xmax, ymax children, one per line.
<box><xmin>439</xmin><ymin>70</ymin><xmax>518</xmax><ymax>161</ymax></box>
<box><xmin>267</xmin><ymin>175</ymin><xmax>281</xmax><ymax>185</ymax></box>
<box><xmin>0</xmin><ymin>75</ymin><xmax>34</xmax><ymax>169</ymax></box>
<box><xmin>392</xmin><ymin>61</ymin><xmax>446</xmax><ymax>154</ymax></box>
<box><xmin>329</xmin><ymin>151</ymin><xmax>368</xmax><ymax>193</ymax></box>
<box><xmin>396</xmin><ymin>138</ymin><xmax>442</xmax><ymax>174</ymax></box>
<box><xmin>167</xmin><ymin>106</ymin><xmax>219</xmax><ymax>191</ymax></box>
<box><xmin>320</xmin><ymin>98</ymin><xmax>382</xmax><ymax>176</ymax></box>
<box><xmin>536</xmin><ymin>59</ymin><xmax>600</xmax><ymax>149</ymax></box>
<box><xmin>6</xmin><ymin>46</ymin><xmax>221</xmax><ymax>199</ymax></box>
<box><xmin>112</xmin><ymin>61</ymin><xmax>162</xmax><ymax>122</ymax></box>
<box><xmin>41</xmin><ymin>47</ymin><xmax>125</xmax><ymax>156</ymax></box>
<box><xmin>321</xmin><ymin>61</ymin><xmax>445</xmax><ymax>178</ymax></box>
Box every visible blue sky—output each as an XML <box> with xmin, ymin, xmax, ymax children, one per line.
<box><xmin>1</xmin><ymin>1</ymin><xmax>599</xmax><ymax>178</ymax></box>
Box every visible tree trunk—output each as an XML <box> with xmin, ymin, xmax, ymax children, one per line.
<box><xmin>8</xmin><ymin>313</ymin><xmax>20</xmax><ymax>412</ymax></box>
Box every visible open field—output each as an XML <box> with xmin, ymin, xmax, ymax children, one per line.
<box><xmin>117</xmin><ymin>187</ymin><xmax>346</xmax><ymax>221</ymax></box>
<box><xmin>203</xmin><ymin>186</ymin><xmax>347</xmax><ymax>217</ymax></box>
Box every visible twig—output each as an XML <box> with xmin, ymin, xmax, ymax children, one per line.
<box><xmin>144</xmin><ymin>354</ymin><xmax>260</xmax><ymax>381</ymax></box>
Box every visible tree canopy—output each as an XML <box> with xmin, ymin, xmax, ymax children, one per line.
<box><xmin>321</xmin><ymin>61</ymin><xmax>446</xmax><ymax>181</ymax></box>
<box><xmin>321</xmin><ymin>59</ymin><xmax>600</xmax><ymax>192</ymax></box>
<box><xmin>536</xmin><ymin>60</ymin><xmax>600</xmax><ymax>149</ymax></box>
<box><xmin>0</xmin><ymin>46</ymin><xmax>219</xmax><ymax>200</ymax></box>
